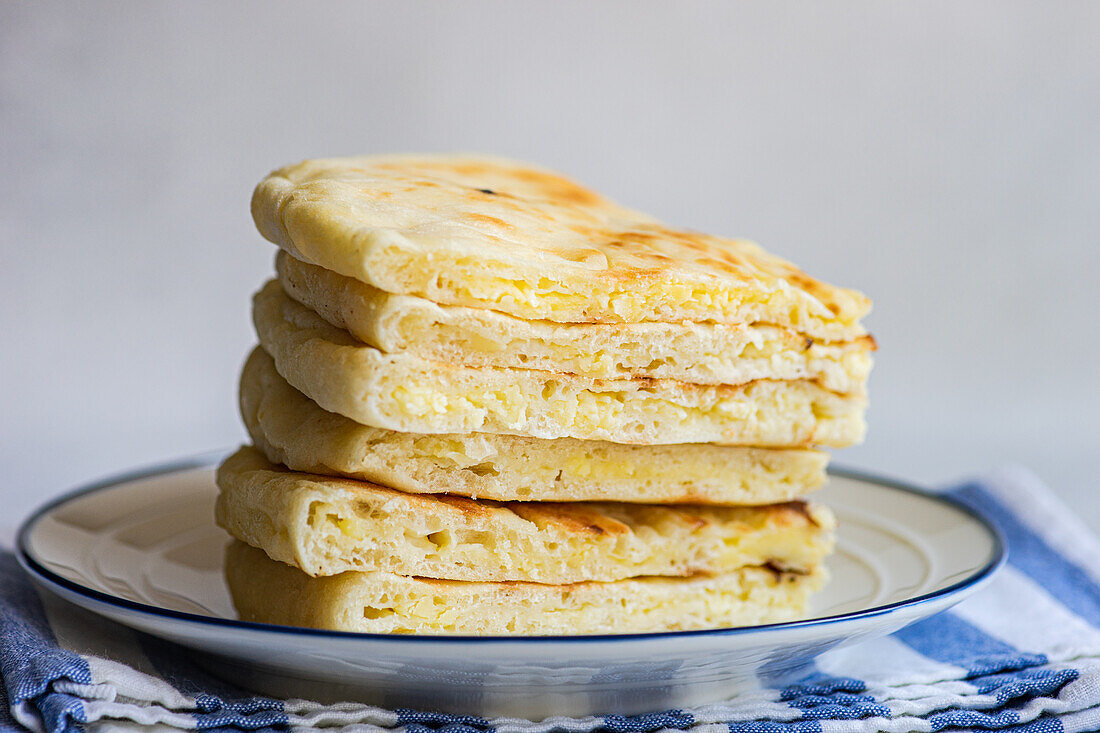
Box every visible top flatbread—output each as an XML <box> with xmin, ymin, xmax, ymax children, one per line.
<box><xmin>253</xmin><ymin>155</ymin><xmax>870</xmax><ymax>339</ymax></box>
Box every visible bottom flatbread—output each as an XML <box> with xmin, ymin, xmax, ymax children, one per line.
<box><xmin>225</xmin><ymin>541</ymin><xmax>826</xmax><ymax>636</ymax></box>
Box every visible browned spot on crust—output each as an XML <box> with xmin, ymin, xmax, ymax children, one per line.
<box><xmin>618</xmin><ymin>230</ymin><xmax>660</xmax><ymax>243</ymax></box>
<box><xmin>768</xmin><ymin>500</ymin><xmax>817</xmax><ymax>526</ymax></box>
<box><xmin>787</xmin><ymin>272</ymin><xmax>817</xmax><ymax>289</ymax></box>
<box><xmin>509</xmin><ymin>168</ymin><xmax>605</xmax><ymax>207</ymax></box>
<box><xmin>506</xmin><ymin>502</ymin><xmax>631</xmax><ymax>536</ymax></box>
<box><xmin>762</xmin><ymin>561</ymin><xmax>811</xmax><ymax>577</ymax></box>
<box><xmin>463</xmin><ymin>213</ymin><xmax>514</xmax><ymax>230</ymax></box>
<box><xmin>680</xmin><ymin>512</ymin><xmax>712</xmax><ymax>531</ymax></box>
<box><xmin>418</xmin><ymin>161</ymin><xmax>606</xmax><ymax>209</ymax></box>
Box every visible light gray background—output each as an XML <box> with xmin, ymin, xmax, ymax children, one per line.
<box><xmin>2</xmin><ymin>2</ymin><xmax>1098</xmax><ymax>529</ymax></box>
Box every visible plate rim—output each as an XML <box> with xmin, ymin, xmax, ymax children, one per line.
<box><xmin>16</xmin><ymin>450</ymin><xmax>1006</xmax><ymax>645</ymax></box>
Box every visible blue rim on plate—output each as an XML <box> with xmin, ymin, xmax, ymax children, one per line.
<box><xmin>16</xmin><ymin>451</ymin><xmax>1006</xmax><ymax>644</ymax></box>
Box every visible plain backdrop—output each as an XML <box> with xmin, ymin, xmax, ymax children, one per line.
<box><xmin>2</xmin><ymin>2</ymin><xmax>1098</xmax><ymax>529</ymax></box>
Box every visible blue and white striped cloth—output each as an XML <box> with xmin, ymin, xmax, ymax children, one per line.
<box><xmin>3</xmin><ymin>466</ymin><xmax>1100</xmax><ymax>733</ymax></box>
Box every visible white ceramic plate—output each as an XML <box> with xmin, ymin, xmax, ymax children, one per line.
<box><xmin>17</xmin><ymin>454</ymin><xmax>1004</xmax><ymax>718</ymax></box>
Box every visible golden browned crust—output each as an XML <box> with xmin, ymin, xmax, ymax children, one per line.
<box><xmin>252</xmin><ymin>155</ymin><xmax>870</xmax><ymax>338</ymax></box>
<box><xmin>239</xmin><ymin>347</ymin><xmax>832</xmax><ymax>505</ymax></box>
<box><xmin>215</xmin><ymin>446</ymin><xmax>836</xmax><ymax>583</ymax></box>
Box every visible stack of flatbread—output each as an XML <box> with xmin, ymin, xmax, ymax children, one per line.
<box><xmin>216</xmin><ymin>155</ymin><xmax>873</xmax><ymax>635</ymax></box>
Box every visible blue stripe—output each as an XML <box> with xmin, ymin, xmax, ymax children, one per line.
<box><xmin>397</xmin><ymin>709</ymin><xmax>491</xmax><ymax>732</ymax></box>
<box><xmin>728</xmin><ymin>723</ymin><xmax>821</xmax><ymax>732</ymax></box>
<box><xmin>399</xmin><ymin>706</ymin><xmax>696</xmax><ymax>733</ymax></box>
<box><xmin>998</xmin><ymin>720</ymin><xmax>1065</xmax><ymax>733</ymax></box>
<box><xmin>0</xmin><ymin>675</ymin><xmax>18</xmax><ymax>733</ymax></box>
<box><xmin>927</xmin><ymin>708</ymin><xmax>1068</xmax><ymax>731</ymax></box>
<box><xmin>951</xmin><ymin>482</ymin><xmax>1100</xmax><ymax>626</ymax></box>
<box><xmin>892</xmin><ymin>611</ymin><xmax>1046</xmax><ymax>677</ymax></box>
<box><xmin>971</xmin><ymin>668</ymin><xmax>1079</xmax><ymax>702</ymax></box>
<box><xmin>601</xmin><ymin>711</ymin><xmax>695</xmax><ymax>731</ymax></box>
<box><xmin>783</xmin><ymin>695</ymin><xmax>889</xmax><ymax>720</ymax></box>
<box><xmin>0</xmin><ymin>554</ymin><xmax>91</xmax><ymax>733</ymax></box>
<box><xmin>191</xmin><ymin>707</ymin><xmax>286</xmax><ymax>728</ymax></box>
<box><xmin>775</xmin><ymin>670</ymin><xmax>886</xmax><ymax>721</ymax></box>
<box><xmin>780</xmin><ymin>676</ymin><xmax>868</xmax><ymax>699</ymax></box>
<box><xmin>33</xmin><ymin>693</ymin><xmax>87</xmax><ymax>733</ymax></box>
<box><xmin>928</xmin><ymin>708</ymin><xmax>1021</xmax><ymax>730</ymax></box>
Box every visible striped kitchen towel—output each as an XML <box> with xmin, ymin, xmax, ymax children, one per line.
<box><xmin>3</xmin><ymin>466</ymin><xmax>1100</xmax><ymax>733</ymax></box>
